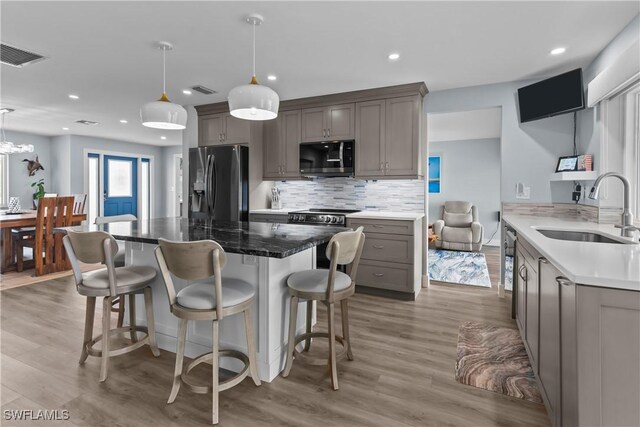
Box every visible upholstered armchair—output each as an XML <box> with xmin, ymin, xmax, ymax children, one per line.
<box><xmin>433</xmin><ymin>201</ymin><xmax>483</xmax><ymax>252</ymax></box>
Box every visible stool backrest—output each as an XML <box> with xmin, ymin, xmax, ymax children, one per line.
<box><xmin>155</xmin><ymin>239</ymin><xmax>227</xmax><ymax>319</ymax></box>
<box><xmin>63</xmin><ymin>229</ymin><xmax>119</xmax><ymax>295</ymax></box>
<box><xmin>95</xmin><ymin>214</ymin><xmax>137</xmax><ymax>224</ymax></box>
<box><xmin>325</xmin><ymin>226</ymin><xmax>365</xmax><ymax>301</ymax></box>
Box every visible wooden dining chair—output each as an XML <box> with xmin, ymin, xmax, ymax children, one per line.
<box><xmin>72</xmin><ymin>194</ymin><xmax>87</xmax><ymax>221</ymax></box>
<box><xmin>13</xmin><ymin>196</ymin><xmax>74</xmax><ymax>275</ymax></box>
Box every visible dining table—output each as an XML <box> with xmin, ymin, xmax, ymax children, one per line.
<box><xmin>0</xmin><ymin>210</ymin><xmax>87</xmax><ymax>272</ymax></box>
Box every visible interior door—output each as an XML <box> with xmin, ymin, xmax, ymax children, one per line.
<box><xmin>104</xmin><ymin>155</ymin><xmax>138</xmax><ymax>216</ymax></box>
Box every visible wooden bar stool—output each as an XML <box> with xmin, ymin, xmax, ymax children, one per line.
<box><xmin>63</xmin><ymin>229</ymin><xmax>160</xmax><ymax>382</ymax></box>
<box><xmin>283</xmin><ymin>227</ymin><xmax>365</xmax><ymax>390</ymax></box>
<box><xmin>95</xmin><ymin>214</ymin><xmax>137</xmax><ymax>328</ymax></box>
<box><xmin>154</xmin><ymin>238</ymin><xmax>261</xmax><ymax>425</ymax></box>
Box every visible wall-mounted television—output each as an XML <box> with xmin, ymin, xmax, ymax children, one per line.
<box><xmin>517</xmin><ymin>68</ymin><xmax>585</xmax><ymax>123</ymax></box>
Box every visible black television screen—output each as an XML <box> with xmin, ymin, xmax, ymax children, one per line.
<box><xmin>517</xmin><ymin>68</ymin><xmax>585</xmax><ymax>123</ymax></box>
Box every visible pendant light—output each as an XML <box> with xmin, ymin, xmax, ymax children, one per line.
<box><xmin>0</xmin><ymin>109</ymin><xmax>33</xmax><ymax>154</ymax></box>
<box><xmin>140</xmin><ymin>41</ymin><xmax>187</xmax><ymax>130</ymax></box>
<box><xmin>228</xmin><ymin>14</ymin><xmax>279</xmax><ymax>121</ymax></box>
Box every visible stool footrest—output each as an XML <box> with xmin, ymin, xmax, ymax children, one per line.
<box><xmin>293</xmin><ymin>332</ymin><xmax>347</xmax><ymax>365</ymax></box>
<box><xmin>181</xmin><ymin>349</ymin><xmax>251</xmax><ymax>394</ymax></box>
<box><xmin>86</xmin><ymin>326</ymin><xmax>150</xmax><ymax>358</ymax></box>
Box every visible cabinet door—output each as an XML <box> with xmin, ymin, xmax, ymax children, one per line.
<box><xmin>559</xmin><ymin>278</ymin><xmax>578</xmax><ymax>427</ymax></box>
<box><xmin>515</xmin><ymin>249</ymin><xmax>527</xmax><ymax>334</ymax></box>
<box><xmin>262</xmin><ymin>117</ymin><xmax>282</xmax><ymax>179</ymax></box>
<box><xmin>199</xmin><ymin>114</ymin><xmax>223</xmax><ymax>146</ymax></box>
<box><xmin>301</xmin><ymin>107</ymin><xmax>326</xmax><ymax>142</ymax></box>
<box><xmin>525</xmin><ymin>258</ymin><xmax>539</xmax><ymax>373</ymax></box>
<box><xmin>326</xmin><ymin>103</ymin><xmax>355</xmax><ymax>140</ymax></box>
<box><xmin>539</xmin><ymin>259</ymin><xmax>561</xmax><ymax>426</ymax></box>
<box><xmin>355</xmin><ymin>100</ymin><xmax>385</xmax><ymax>177</ymax></box>
<box><xmin>385</xmin><ymin>96</ymin><xmax>420</xmax><ymax>176</ymax></box>
<box><xmin>222</xmin><ymin>113</ymin><xmax>251</xmax><ymax>144</ymax></box>
<box><xmin>281</xmin><ymin>110</ymin><xmax>302</xmax><ymax>178</ymax></box>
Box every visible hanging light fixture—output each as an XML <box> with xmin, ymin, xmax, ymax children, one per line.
<box><xmin>228</xmin><ymin>14</ymin><xmax>279</xmax><ymax>121</ymax></box>
<box><xmin>140</xmin><ymin>41</ymin><xmax>187</xmax><ymax>130</ymax></box>
<box><xmin>0</xmin><ymin>109</ymin><xmax>34</xmax><ymax>154</ymax></box>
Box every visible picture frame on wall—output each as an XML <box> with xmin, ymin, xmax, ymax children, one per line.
<box><xmin>428</xmin><ymin>155</ymin><xmax>441</xmax><ymax>193</ymax></box>
<box><xmin>555</xmin><ymin>155</ymin><xmax>579</xmax><ymax>172</ymax></box>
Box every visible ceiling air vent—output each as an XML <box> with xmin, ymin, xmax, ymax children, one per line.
<box><xmin>1</xmin><ymin>43</ymin><xmax>46</xmax><ymax>67</ymax></box>
<box><xmin>75</xmin><ymin>120</ymin><xmax>99</xmax><ymax>126</ymax></box>
<box><xmin>191</xmin><ymin>85</ymin><xmax>217</xmax><ymax>95</ymax></box>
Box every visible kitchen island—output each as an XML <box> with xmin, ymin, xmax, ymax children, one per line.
<box><xmin>78</xmin><ymin>217</ymin><xmax>346</xmax><ymax>382</ymax></box>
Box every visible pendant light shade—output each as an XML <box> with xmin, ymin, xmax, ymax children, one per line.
<box><xmin>0</xmin><ymin>110</ymin><xmax>33</xmax><ymax>154</ymax></box>
<box><xmin>228</xmin><ymin>15</ymin><xmax>279</xmax><ymax>121</ymax></box>
<box><xmin>141</xmin><ymin>42</ymin><xmax>187</xmax><ymax>130</ymax></box>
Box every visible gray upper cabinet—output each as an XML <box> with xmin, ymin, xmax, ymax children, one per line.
<box><xmin>199</xmin><ymin>113</ymin><xmax>250</xmax><ymax>145</ymax></box>
<box><xmin>355</xmin><ymin>96</ymin><xmax>422</xmax><ymax>179</ymax></box>
<box><xmin>355</xmin><ymin>100</ymin><xmax>386</xmax><ymax>176</ymax></box>
<box><xmin>385</xmin><ymin>96</ymin><xmax>420</xmax><ymax>177</ymax></box>
<box><xmin>301</xmin><ymin>103</ymin><xmax>355</xmax><ymax>142</ymax></box>
<box><xmin>263</xmin><ymin>110</ymin><xmax>301</xmax><ymax>179</ymax></box>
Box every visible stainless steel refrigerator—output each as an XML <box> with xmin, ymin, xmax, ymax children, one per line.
<box><xmin>188</xmin><ymin>145</ymin><xmax>249</xmax><ymax>221</ymax></box>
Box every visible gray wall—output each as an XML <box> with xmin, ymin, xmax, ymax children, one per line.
<box><xmin>5</xmin><ymin>130</ymin><xmax>51</xmax><ymax>208</ymax></box>
<box><xmin>50</xmin><ymin>135</ymin><xmax>71</xmax><ymax>195</ymax></box>
<box><xmin>425</xmin><ymin>81</ymin><xmax>576</xmax><ymax>205</ymax></box>
<box><xmin>429</xmin><ymin>138</ymin><xmax>501</xmax><ymax>243</ymax></box>
<box><xmin>161</xmin><ymin>145</ymin><xmax>182</xmax><ymax>217</ymax></box>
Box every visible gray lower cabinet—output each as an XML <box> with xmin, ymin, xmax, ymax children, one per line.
<box><xmin>515</xmin><ymin>234</ymin><xmax>640</xmax><ymax>427</ymax></box>
<box><xmin>346</xmin><ymin>217</ymin><xmax>422</xmax><ymax>300</ymax></box>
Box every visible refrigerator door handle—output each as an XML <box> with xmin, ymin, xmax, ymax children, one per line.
<box><xmin>209</xmin><ymin>154</ymin><xmax>217</xmax><ymax>215</ymax></box>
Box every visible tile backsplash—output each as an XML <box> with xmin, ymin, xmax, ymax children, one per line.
<box><xmin>274</xmin><ymin>178</ymin><xmax>425</xmax><ymax>212</ymax></box>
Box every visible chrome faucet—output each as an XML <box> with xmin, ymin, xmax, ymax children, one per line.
<box><xmin>589</xmin><ymin>172</ymin><xmax>637</xmax><ymax>238</ymax></box>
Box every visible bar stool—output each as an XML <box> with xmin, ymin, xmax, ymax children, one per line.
<box><xmin>154</xmin><ymin>238</ymin><xmax>261</xmax><ymax>425</ymax></box>
<box><xmin>63</xmin><ymin>229</ymin><xmax>160</xmax><ymax>382</ymax></box>
<box><xmin>283</xmin><ymin>227</ymin><xmax>365</xmax><ymax>390</ymax></box>
<box><xmin>95</xmin><ymin>214</ymin><xmax>137</xmax><ymax>328</ymax></box>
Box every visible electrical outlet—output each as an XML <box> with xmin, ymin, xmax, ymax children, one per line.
<box><xmin>572</xmin><ymin>191</ymin><xmax>581</xmax><ymax>202</ymax></box>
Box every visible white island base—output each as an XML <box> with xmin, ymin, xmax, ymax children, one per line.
<box><xmin>124</xmin><ymin>241</ymin><xmax>316</xmax><ymax>383</ymax></box>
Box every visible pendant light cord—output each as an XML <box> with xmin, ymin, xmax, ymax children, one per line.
<box><xmin>162</xmin><ymin>46</ymin><xmax>166</xmax><ymax>94</ymax></box>
<box><xmin>252</xmin><ymin>21</ymin><xmax>256</xmax><ymax>77</ymax></box>
<box><xmin>1</xmin><ymin>114</ymin><xmax>6</xmax><ymax>143</ymax></box>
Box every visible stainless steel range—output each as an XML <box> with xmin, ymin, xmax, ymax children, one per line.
<box><xmin>287</xmin><ymin>208</ymin><xmax>360</xmax><ymax>226</ymax></box>
<box><xmin>287</xmin><ymin>208</ymin><xmax>360</xmax><ymax>268</ymax></box>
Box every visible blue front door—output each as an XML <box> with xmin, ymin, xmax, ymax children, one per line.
<box><xmin>104</xmin><ymin>155</ymin><xmax>138</xmax><ymax>216</ymax></box>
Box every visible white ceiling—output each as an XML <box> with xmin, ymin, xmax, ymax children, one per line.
<box><xmin>428</xmin><ymin>107</ymin><xmax>502</xmax><ymax>142</ymax></box>
<box><xmin>1</xmin><ymin>1</ymin><xmax>638</xmax><ymax>146</ymax></box>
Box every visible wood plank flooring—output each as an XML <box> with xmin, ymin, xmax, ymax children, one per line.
<box><xmin>0</xmin><ymin>256</ymin><xmax>547</xmax><ymax>426</ymax></box>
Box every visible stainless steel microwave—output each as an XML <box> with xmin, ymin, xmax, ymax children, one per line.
<box><xmin>299</xmin><ymin>140</ymin><xmax>354</xmax><ymax>177</ymax></box>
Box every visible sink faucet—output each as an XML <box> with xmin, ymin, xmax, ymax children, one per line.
<box><xmin>589</xmin><ymin>172</ymin><xmax>637</xmax><ymax>238</ymax></box>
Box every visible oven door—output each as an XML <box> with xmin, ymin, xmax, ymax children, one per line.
<box><xmin>299</xmin><ymin>141</ymin><xmax>354</xmax><ymax>177</ymax></box>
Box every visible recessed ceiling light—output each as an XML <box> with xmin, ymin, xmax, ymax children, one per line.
<box><xmin>267</xmin><ymin>75</ymin><xmax>277</xmax><ymax>81</ymax></box>
<box><xmin>120</xmin><ymin>119</ymin><xmax>128</xmax><ymax>124</ymax></box>
<box><xmin>388</xmin><ymin>53</ymin><xmax>400</xmax><ymax>60</ymax></box>
<box><xmin>550</xmin><ymin>47</ymin><xmax>566</xmax><ymax>55</ymax></box>
<box><xmin>182</xmin><ymin>89</ymin><xmax>192</xmax><ymax>95</ymax></box>
<box><xmin>68</xmin><ymin>94</ymin><xmax>79</xmax><ymax>99</ymax></box>
<box><xmin>62</xmin><ymin>127</ymin><xmax>69</xmax><ymax>131</ymax></box>
<box><xmin>160</xmin><ymin>136</ymin><xmax>167</xmax><ymax>140</ymax></box>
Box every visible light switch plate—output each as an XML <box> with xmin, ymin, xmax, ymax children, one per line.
<box><xmin>515</xmin><ymin>183</ymin><xmax>531</xmax><ymax>200</ymax></box>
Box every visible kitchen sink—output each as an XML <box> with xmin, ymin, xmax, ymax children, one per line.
<box><xmin>536</xmin><ymin>229</ymin><xmax>631</xmax><ymax>244</ymax></box>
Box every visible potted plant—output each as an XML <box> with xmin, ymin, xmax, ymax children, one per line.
<box><xmin>31</xmin><ymin>178</ymin><xmax>45</xmax><ymax>209</ymax></box>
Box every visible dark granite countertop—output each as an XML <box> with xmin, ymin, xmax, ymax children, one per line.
<box><xmin>69</xmin><ymin>217</ymin><xmax>346</xmax><ymax>259</ymax></box>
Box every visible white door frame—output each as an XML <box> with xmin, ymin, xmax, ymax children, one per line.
<box><xmin>83</xmin><ymin>149</ymin><xmax>156</xmax><ymax>221</ymax></box>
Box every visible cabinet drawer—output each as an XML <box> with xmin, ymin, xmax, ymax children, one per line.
<box><xmin>355</xmin><ymin>260</ymin><xmax>412</xmax><ymax>292</ymax></box>
<box><xmin>347</xmin><ymin>218</ymin><xmax>413</xmax><ymax>236</ymax></box>
<box><xmin>249</xmin><ymin>214</ymin><xmax>287</xmax><ymax>223</ymax></box>
<box><xmin>362</xmin><ymin>234</ymin><xmax>413</xmax><ymax>264</ymax></box>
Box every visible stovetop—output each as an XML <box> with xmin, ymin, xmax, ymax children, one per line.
<box><xmin>288</xmin><ymin>208</ymin><xmax>360</xmax><ymax>225</ymax></box>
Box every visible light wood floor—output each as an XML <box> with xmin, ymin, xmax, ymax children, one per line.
<box><xmin>0</xmin><ymin>256</ymin><xmax>547</xmax><ymax>426</ymax></box>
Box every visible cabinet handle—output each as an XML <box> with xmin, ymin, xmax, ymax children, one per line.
<box><xmin>385</xmin><ymin>162</ymin><xmax>389</xmax><ymax>170</ymax></box>
<box><xmin>373</xmin><ymin>272</ymin><xmax>384</xmax><ymax>277</ymax></box>
<box><xmin>556</xmin><ymin>277</ymin><xmax>572</xmax><ymax>286</ymax></box>
<box><xmin>380</xmin><ymin>162</ymin><xmax>384</xmax><ymax>171</ymax></box>
<box><xmin>222</xmin><ymin>133</ymin><xmax>226</xmax><ymax>141</ymax></box>
<box><xmin>327</xmin><ymin>128</ymin><xmax>330</xmax><ymax>137</ymax></box>
<box><xmin>323</xmin><ymin>129</ymin><xmax>326</xmax><ymax>138</ymax></box>
<box><xmin>518</xmin><ymin>265</ymin><xmax>526</xmax><ymax>280</ymax></box>
<box><xmin>539</xmin><ymin>258</ymin><xmax>549</xmax><ymax>264</ymax></box>
<box><xmin>372</xmin><ymin>225</ymin><xmax>385</xmax><ymax>228</ymax></box>
<box><xmin>218</xmin><ymin>133</ymin><xmax>222</xmax><ymax>142</ymax></box>
<box><xmin>373</xmin><ymin>245</ymin><xmax>384</xmax><ymax>249</ymax></box>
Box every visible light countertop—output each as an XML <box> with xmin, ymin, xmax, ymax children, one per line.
<box><xmin>346</xmin><ymin>211</ymin><xmax>425</xmax><ymax>221</ymax></box>
<box><xmin>250</xmin><ymin>209</ymin><xmax>290</xmax><ymax>215</ymax></box>
<box><xmin>503</xmin><ymin>215</ymin><xmax>640</xmax><ymax>291</ymax></box>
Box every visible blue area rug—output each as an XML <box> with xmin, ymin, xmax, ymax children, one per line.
<box><xmin>505</xmin><ymin>256</ymin><xmax>513</xmax><ymax>291</ymax></box>
<box><xmin>428</xmin><ymin>249</ymin><xmax>491</xmax><ymax>287</ymax></box>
